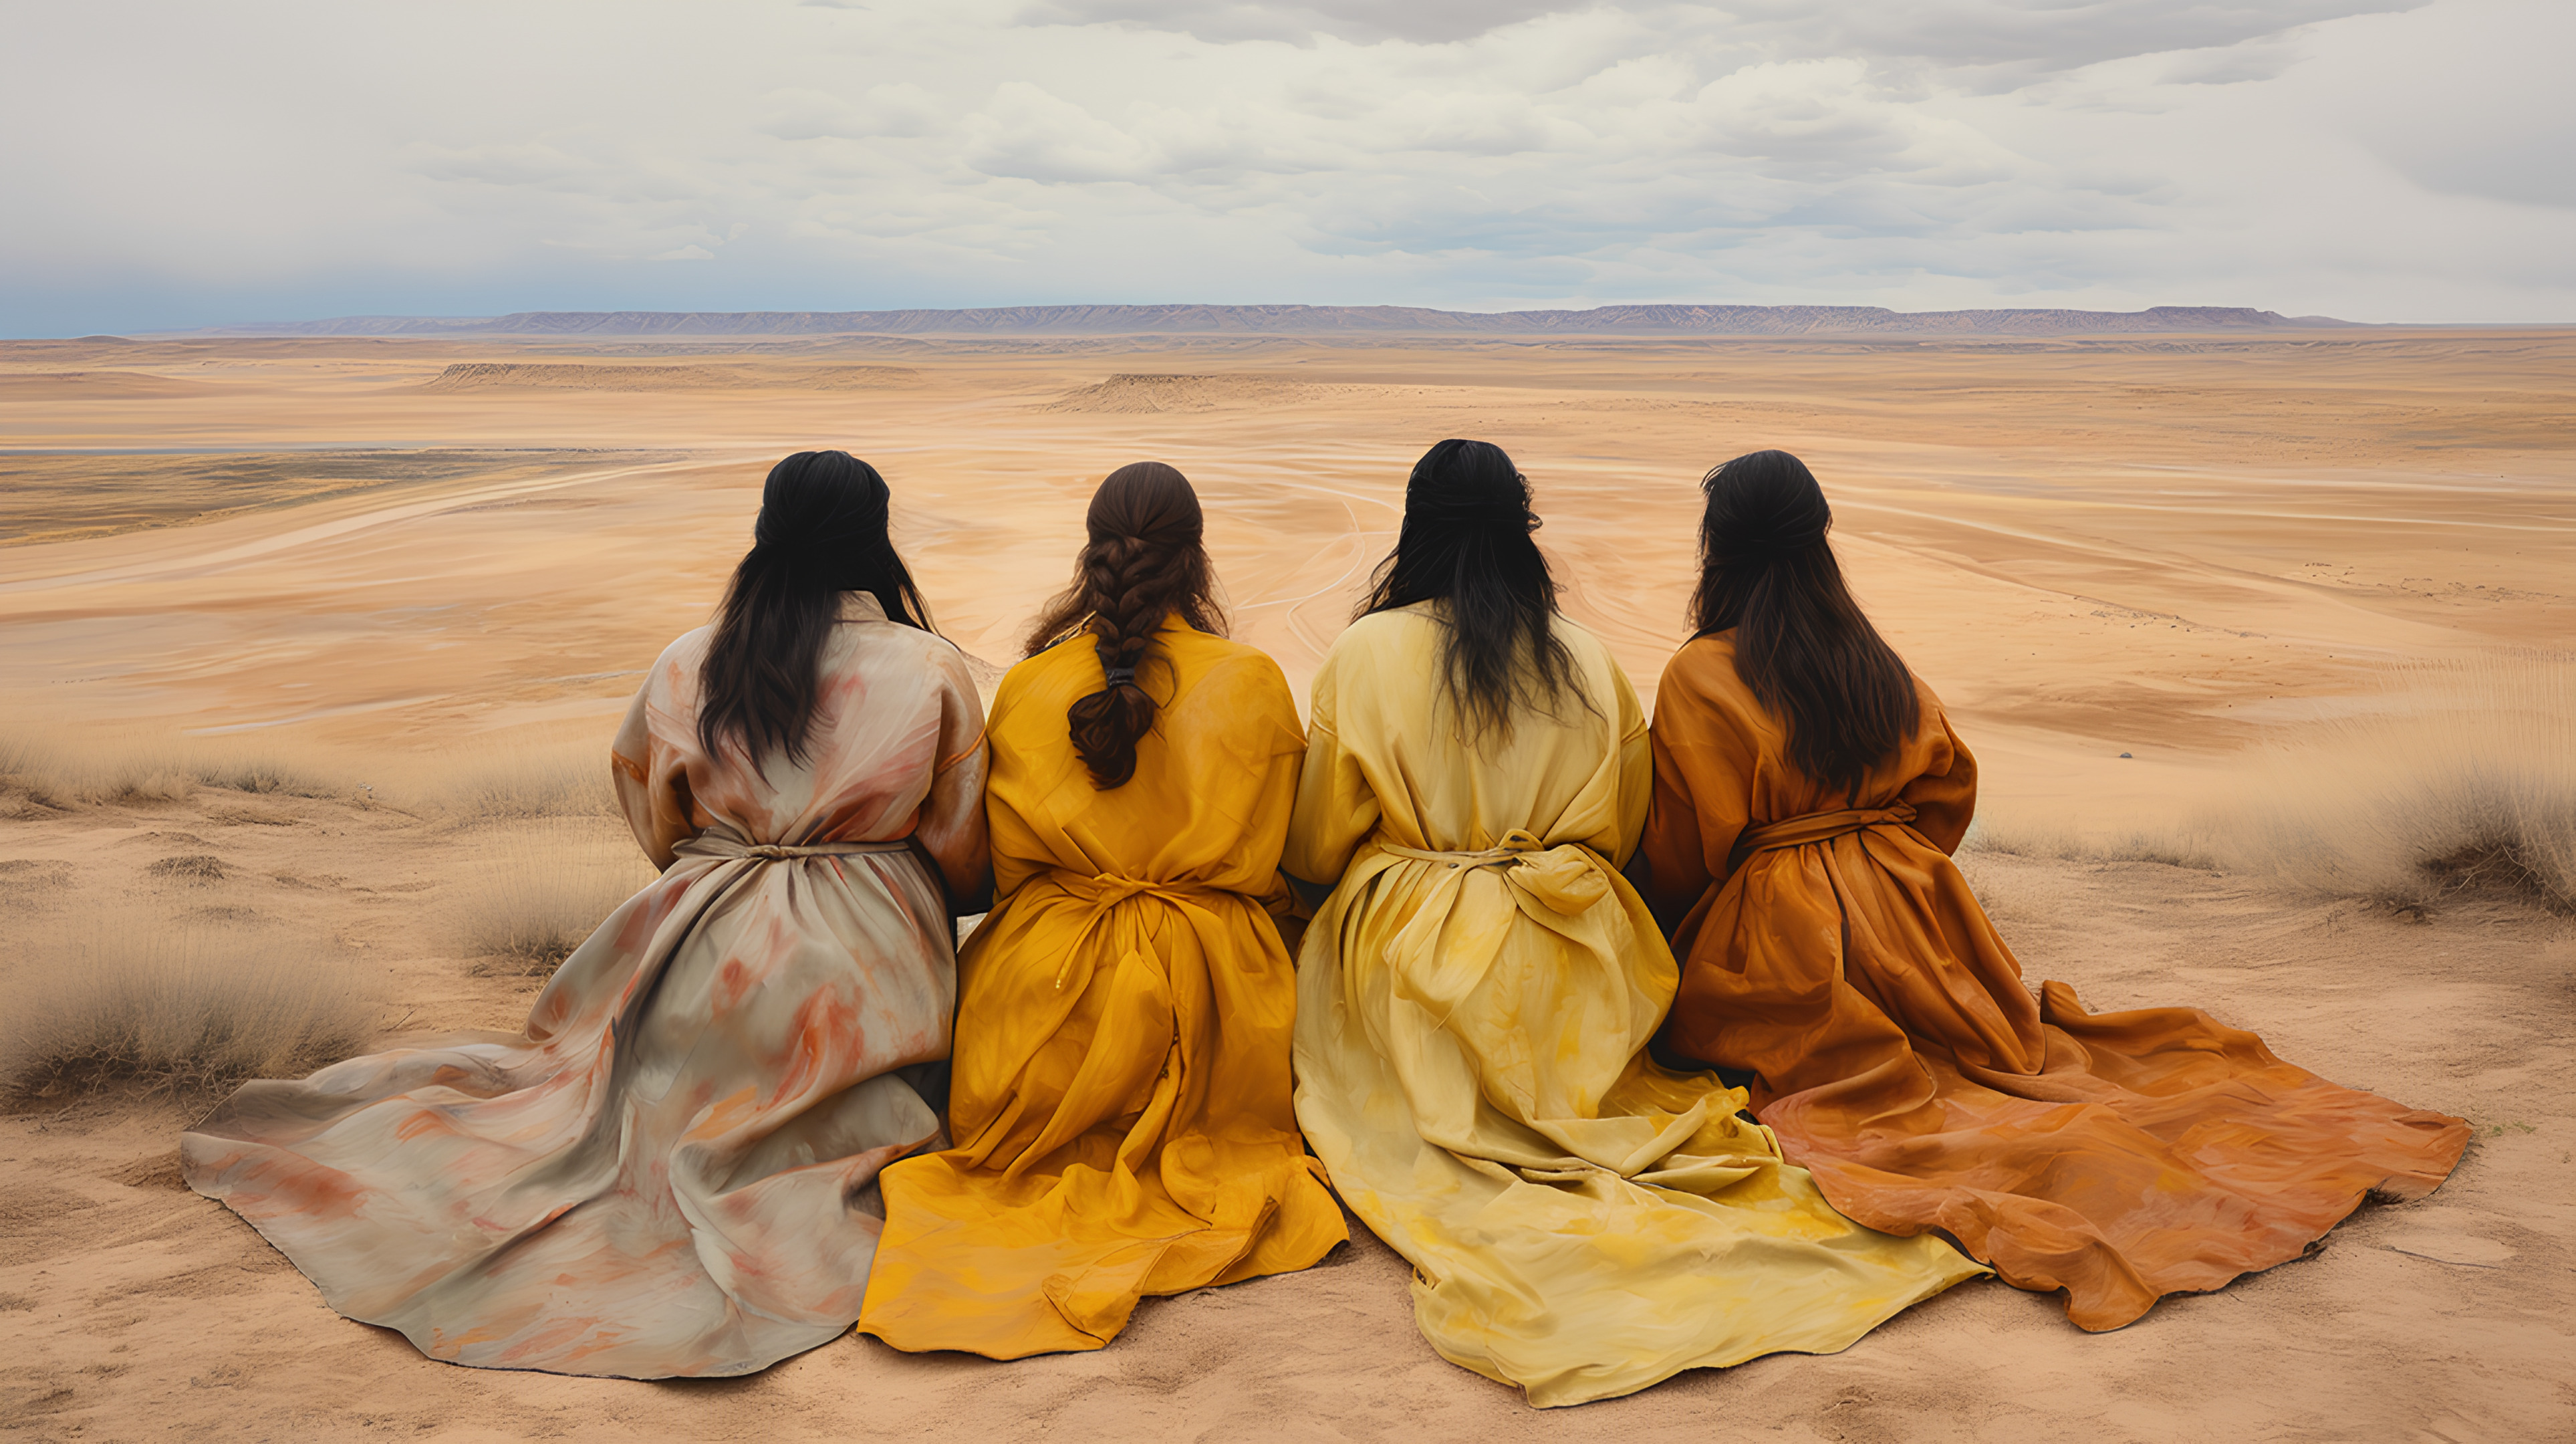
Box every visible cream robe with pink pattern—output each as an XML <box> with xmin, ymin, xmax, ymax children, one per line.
<box><xmin>182</xmin><ymin>594</ymin><xmax>989</xmax><ymax>1378</ymax></box>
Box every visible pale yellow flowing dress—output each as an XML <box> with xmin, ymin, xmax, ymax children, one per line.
<box><xmin>1287</xmin><ymin>602</ymin><xmax>1986</xmax><ymax>1407</ymax></box>
<box><xmin>182</xmin><ymin>594</ymin><xmax>988</xmax><ymax>1378</ymax></box>
<box><xmin>860</xmin><ymin>616</ymin><xmax>1347</xmax><ymax>1356</ymax></box>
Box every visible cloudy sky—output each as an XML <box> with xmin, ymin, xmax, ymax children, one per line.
<box><xmin>3</xmin><ymin>0</ymin><xmax>2568</xmax><ymax>334</ymax></box>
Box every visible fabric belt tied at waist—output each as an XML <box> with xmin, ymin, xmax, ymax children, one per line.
<box><xmin>672</xmin><ymin>834</ymin><xmax>915</xmax><ymax>862</ymax></box>
<box><xmin>1378</xmin><ymin>828</ymin><xmax>1610</xmax><ymax>915</ymax></box>
<box><xmin>1729</xmin><ymin>802</ymin><xmax>1919</xmax><ymax>870</ymax></box>
<box><xmin>1046</xmin><ymin>872</ymin><xmax>1228</xmax><ymax>991</ymax></box>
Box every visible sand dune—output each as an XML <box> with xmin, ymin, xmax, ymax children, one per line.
<box><xmin>0</xmin><ymin>782</ymin><xmax>2562</xmax><ymax>1439</ymax></box>
<box><xmin>1043</xmin><ymin>372</ymin><xmax>1349</xmax><ymax>412</ymax></box>
<box><xmin>0</xmin><ymin>325</ymin><xmax>2569</xmax><ymax>1439</ymax></box>
<box><xmin>0</xmin><ymin>371</ymin><xmax>209</xmax><ymax>399</ymax></box>
<box><xmin>422</xmin><ymin>362</ymin><xmax>922</xmax><ymax>392</ymax></box>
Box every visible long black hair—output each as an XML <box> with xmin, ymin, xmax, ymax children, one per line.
<box><xmin>697</xmin><ymin>449</ymin><xmax>934</xmax><ymax>765</ymax></box>
<box><xmin>1690</xmin><ymin>449</ymin><xmax>1918</xmax><ymax>802</ymax></box>
<box><xmin>1358</xmin><ymin>438</ymin><xmax>1583</xmax><ymax>737</ymax></box>
<box><xmin>1023</xmin><ymin>461</ymin><xmax>1226</xmax><ymax>790</ymax></box>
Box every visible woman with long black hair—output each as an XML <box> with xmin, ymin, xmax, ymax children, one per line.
<box><xmin>1640</xmin><ymin>449</ymin><xmax>2468</xmax><ymax>1332</ymax></box>
<box><xmin>1283</xmin><ymin>439</ymin><xmax>1981</xmax><ymax>1408</ymax></box>
<box><xmin>184</xmin><ymin>450</ymin><xmax>990</xmax><ymax>1378</ymax></box>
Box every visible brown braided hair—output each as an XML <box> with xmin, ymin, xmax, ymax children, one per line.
<box><xmin>1022</xmin><ymin>462</ymin><xmax>1226</xmax><ymax>790</ymax></box>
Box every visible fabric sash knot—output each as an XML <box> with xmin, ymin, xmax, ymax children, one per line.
<box><xmin>1380</xmin><ymin>828</ymin><xmax>1609</xmax><ymax>915</ymax></box>
<box><xmin>1728</xmin><ymin>802</ymin><xmax>1919</xmax><ymax>870</ymax></box>
<box><xmin>1045</xmin><ymin>872</ymin><xmax>1227</xmax><ymax>991</ymax></box>
<box><xmin>673</xmin><ymin>830</ymin><xmax>914</xmax><ymax>863</ymax></box>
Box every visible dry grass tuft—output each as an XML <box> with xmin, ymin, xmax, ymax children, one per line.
<box><xmin>146</xmin><ymin>854</ymin><xmax>228</xmax><ymax>882</ymax></box>
<box><xmin>1970</xmin><ymin>650</ymin><xmax>2576</xmax><ymax>913</ymax></box>
<box><xmin>446</xmin><ymin>819</ymin><xmax>658</xmax><ymax>975</ymax></box>
<box><xmin>0</xmin><ymin>858</ymin><xmax>76</xmax><ymax>893</ymax></box>
<box><xmin>0</xmin><ymin>728</ymin><xmax>345</xmax><ymax>812</ymax></box>
<box><xmin>2203</xmin><ymin>650</ymin><xmax>2576</xmax><ymax>911</ymax></box>
<box><xmin>0</xmin><ymin>922</ymin><xmax>380</xmax><ymax>1107</ymax></box>
<box><xmin>0</xmin><ymin>726</ymin><xmax>624</xmax><ymax>824</ymax></box>
<box><xmin>418</xmin><ymin>739</ymin><xmax>623</xmax><ymax>823</ymax></box>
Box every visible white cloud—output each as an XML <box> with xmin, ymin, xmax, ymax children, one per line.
<box><xmin>0</xmin><ymin>0</ymin><xmax>2567</xmax><ymax>333</ymax></box>
<box><xmin>1017</xmin><ymin>0</ymin><xmax>1581</xmax><ymax>45</ymax></box>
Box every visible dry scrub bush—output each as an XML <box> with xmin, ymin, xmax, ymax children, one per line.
<box><xmin>446</xmin><ymin>818</ymin><xmax>658</xmax><ymax>974</ymax></box>
<box><xmin>0</xmin><ymin>726</ymin><xmax>620</xmax><ymax>822</ymax></box>
<box><xmin>0</xmin><ymin>922</ymin><xmax>379</xmax><ymax>1106</ymax></box>
<box><xmin>2206</xmin><ymin>651</ymin><xmax>2576</xmax><ymax>911</ymax></box>
<box><xmin>1969</xmin><ymin>651</ymin><xmax>2576</xmax><ymax>913</ymax></box>
<box><xmin>414</xmin><ymin>738</ymin><xmax>622</xmax><ymax>823</ymax></box>
<box><xmin>0</xmin><ymin>727</ymin><xmax>346</xmax><ymax>814</ymax></box>
<box><xmin>1964</xmin><ymin>821</ymin><xmax>2221</xmax><ymax>872</ymax></box>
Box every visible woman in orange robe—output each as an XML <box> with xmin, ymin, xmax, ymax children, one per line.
<box><xmin>858</xmin><ymin>462</ymin><xmax>1345</xmax><ymax>1358</ymax></box>
<box><xmin>1640</xmin><ymin>449</ymin><xmax>2471</xmax><ymax>1332</ymax></box>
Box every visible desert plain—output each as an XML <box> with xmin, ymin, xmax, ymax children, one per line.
<box><xmin>0</xmin><ymin>325</ymin><xmax>2570</xmax><ymax>1441</ymax></box>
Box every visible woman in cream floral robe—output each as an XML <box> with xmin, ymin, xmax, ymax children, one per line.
<box><xmin>184</xmin><ymin>457</ymin><xmax>987</xmax><ymax>1380</ymax></box>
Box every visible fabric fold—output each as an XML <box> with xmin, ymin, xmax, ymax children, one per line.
<box><xmin>182</xmin><ymin>594</ymin><xmax>990</xmax><ymax>1378</ymax></box>
<box><xmin>1642</xmin><ymin>630</ymin><xmax>2472</xmax><ymax>1331</ymax></box>
<box><xmin>1287</xmin><ymin>603</ymin><xmax>1985</xmax><ymax>1409</ymax></box>
<box><xmin>860</xmin><ymin>618</ymin><xmax>1345</xmax><ymax>1360</ymax></box>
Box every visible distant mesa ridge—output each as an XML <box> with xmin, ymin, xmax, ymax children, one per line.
<box><xmin>421</xmin><ymin>362</ymin><xmax>920</xmax><ymax>391</ymax></box>
<box><xmin>203</xmin><ymin>303</ymin><xmax>2353</xmax><ymax>338</ymax></box>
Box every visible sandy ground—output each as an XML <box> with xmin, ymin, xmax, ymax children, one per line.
<box><xmin>1</xmin><ymin>329</ymin><xmax>2570</xmax><ymax>1439</ymax></box>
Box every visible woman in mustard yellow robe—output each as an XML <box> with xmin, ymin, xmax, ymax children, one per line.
<box><xmin>1285</xmin><ymin>440</ymin><xmax>1984</xmax><ymax>1409</ymax></box>
<box><xmin>1642</xmin><ymin>449</ymin><xmax>2470</xmax><ymax>1332</ymax></box>
<box><xmin>860</xmin><ymin>462</ymin><xmax>1345</xmax><ymax>1358</ymax></box>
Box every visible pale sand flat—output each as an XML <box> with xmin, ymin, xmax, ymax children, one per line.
<box><xmin>1</xmin><ymin>328</ymin><xmax>2568</xmax><ymax>1437</ymax></box>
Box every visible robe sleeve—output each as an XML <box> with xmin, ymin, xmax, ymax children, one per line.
<box><xmin>1899</xmin><ymin>691</ymin><xmax>1978</xmax><ymax>856</ymax></box>
<box><xmin>1282</xmin><ymin>656</ymin><xmax>1379</xmax><ymax>886</ymax></box>
<box><xmin>613</xmin><ymin>648</ymin><xmax>698</xmax><ymax>872</ymax></box>
<box><xmin>1640</xmin><ymin>646</ymin><xmax>1756</xmax><ymax>919</ymax></box>
<box><xmin>916</xmin><ymin>646</ymin><xmax>993</xmax><ymax>905</ymax></box>
<box><xmin>1250</xmin><ymin>682</ymin><xmax>1313</xmax><ymax>949</ymax></box>
<box><xmin>1609</xmin><ymin>660</ymin><xmax>1652</xmax><ymax>869</ymax></box>
<box><xmin>1246</xmin><ymin>662</ymin><xmax>1312</xmax><ymax>923</ymax></box>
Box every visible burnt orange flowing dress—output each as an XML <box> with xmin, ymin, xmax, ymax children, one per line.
<box><xmin>1642</xmin><ymin>632</ymin><xmax>2471</xmax><ymax>1330</ymax></box>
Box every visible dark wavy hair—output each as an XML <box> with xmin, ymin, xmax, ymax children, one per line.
<box><xmin>696</xmin><ymin>450</ymin><xmax>934</xmax><ymax>766</ymax></box>
<box><xmin>1358</xmin><ymin>438</ymin><xmax>1583</xmax><ymax>737</ymax></box>
<box><xmin>1023</xmin><ymin>461</ymin><xmax>1226</xmax><ymax>789</ymax></box>
<box><xmin>1690</xmin><ymin>449</ymin><xmax>1918</xmax><ymax>802</ymax></box>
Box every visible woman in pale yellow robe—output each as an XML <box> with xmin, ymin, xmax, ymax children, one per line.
<box><xmin>860</xmin><ymin>462</ymin><xmax>1345</xmax><ymax>1358</ymax></box>
<box><xmin>1287</xmin><ymin>439</ymin><xmax>1984</xmax><ymax>1408</ymax></box>
<box><xmin>184</xmin><ymin>451</ymin><xmax>988</xmax><ymax>1378</ymax></box>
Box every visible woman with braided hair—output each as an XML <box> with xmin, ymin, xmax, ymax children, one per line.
<box><xmin>1641</xmin><ymin>448</ymin><xmax>2468</xmax><ymax>1332</ymax></box>
<box><xmin>859</xmin><ymin>461</ymin><xmax>1345</xmax><ymax>1358</ymax></box>
<box><xmin>1283</xmin><ymin>439</ymin><xmax>1982</xmax><ymax>1408</ymax></box>
<box><xmin>184</xmin><ymin>450</ymin><xmax>991</xmax><ymax>1378</ymax></box>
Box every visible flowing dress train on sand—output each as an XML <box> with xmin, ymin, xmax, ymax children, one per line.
<box><xmin>180</xmin><ymin>593</ymin><xmax>988</xmax><ymax>1378</ymax></box>
<box><xmin>1285</xmin><ymin>604</ymin><xmax>1986</xmax><ymax>1409</ymax></box>
<box><xmin>1642</xmin><ymin>632</ymin><xmax>2471</xmax><ymax>1330</ymax></box>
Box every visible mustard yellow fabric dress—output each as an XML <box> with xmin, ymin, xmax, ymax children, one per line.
<box><xmin>1285</xmin><ymin>603</ymin><xmax>1986</xmax><ymax>1407</ymax></box>
<box><xmin>859</xmin><ymin>617</ymin><xmax>1347</xmax><ymax>1356</ymax></box>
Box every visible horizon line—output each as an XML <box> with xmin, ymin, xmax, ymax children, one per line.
<box><xmin>114</xmin><ymin>299</ymin><xmax>2396</xmax><ymax>342</ymax></box>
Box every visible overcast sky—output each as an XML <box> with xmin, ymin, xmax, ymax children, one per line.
<box><xmin>3</xmin><ymin>0</ymin><xmax>2568</xmax><ymax>334</ymax></box>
